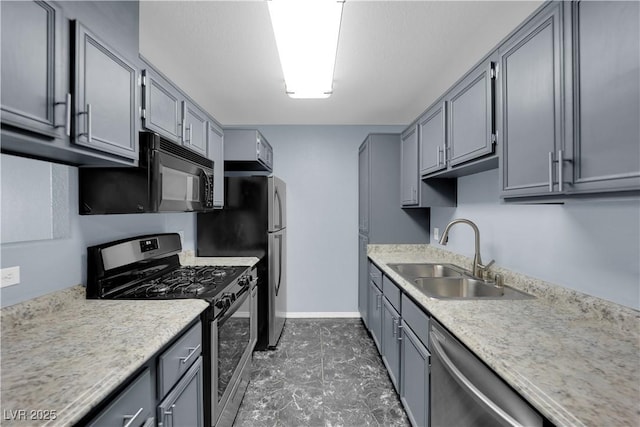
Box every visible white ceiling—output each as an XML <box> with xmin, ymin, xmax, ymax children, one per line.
<box><xmin>139</xmin><ymin>1</ymin><xmax>543</xmax><ymax>126</ymax></box>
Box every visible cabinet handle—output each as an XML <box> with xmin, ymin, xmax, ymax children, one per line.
<box><xmin>548</xmin><ymin>151</ymin><xmax>554</xmax><ymax>192</ymax></box>
<box><xmin>557</xmin><ymin>150</ymin><xmax>564</xmax><ymax>192</ymax></box>
<box><xmin>122</xmin><ymin>407</ymin><xmax>144</xmax><ymax>427</ymax></box>
<box><xmin>65</xmin><ymin>94</ymin><xmax>71</xmax><ymax>136</ymax></box>
<box><xmin>79</xmin><ymin>104</ymin><xmax>92</xmax><ymax>143</ymax></box>
<box><xmin>87</xmin><ymin>104</ymin><xmax>92</xmax><ymax>143</ymax></box>
<box><xmin>397</xmin><ymin>323</ymin><xmax>403</xmax><ymax>341</ymax></box>
<box><xmin>179</xmin><ymin>344</ymin><xmax>201</xmax><ymax>365</ymax></box>
<box><xmin>376</xmin><ymin>294</ymin><xmax>382</xmax><ymax>309</ymax></box>
<box><xmin>163</xmin><ymin>404</ymin><xmax>175</xmax><ymax>427</ymax></box>
<box><xmin>55</xmin><ymin>93</ymin><xmax>71</xmax><ymax>136</ymax></box>
<box><xmin>189</xmin><ymin>124</ymin><xmax>193</xmax><ymax>144</ymax></box>
<box><xmin>392</xmin><ymin>318</ymin><xmax>398</xmax><ymax>337</ymax></box>
<box><xmin>436</xmin><ymin>146</ymin><xmax>441</xmax><ymax>166</ymax></box>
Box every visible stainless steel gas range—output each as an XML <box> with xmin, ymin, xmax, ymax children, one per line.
<box><xmin>86</xmin><ymin>233</ymin><xmax>257</xmax><ymax>427</ymax></box>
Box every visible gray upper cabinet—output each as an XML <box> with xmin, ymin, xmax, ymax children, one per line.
<box><xmin>1</xmin><ymin>0</ymin><xmax>67</xmax><ymax>140</ymax></box>
<box><xmin>208</xmin><ymin>121</ymin><xmax>224</xmax><ymax>208</ymax></box>
<box><xmin>564</xmin><ymin>0</ymin><xmax>640</xmax><ymax>194</ymax></box>
<box><xmin>446</xmin><ymin>57</ymin><xmax>496</xmax><ymax>168</ymax></box>
<box><xmin>142</xmin><ymin>68</ymin><xmax>182</xmax><ymax>143</ymax></box>
<box><xmin>498</xmin><ymin>2</ymin><xmax>564</xmax><ymax>198</ymax></box>
<box><xmin>418</xmin><ymin>102</ymin><xmax>447</xmax><ymax>176</ymax></box>
<box><xmin>1</xmin><ymin>0</ymin><xmax>139</xmax><ymax>166</ymax></box>
<box><xmin>73</xmin><ymin>20</ymin><xmax>138</xmax><ymax>161</ymax></box>
<box><xmin>183</xmin><ymin>101</ymin><xmax>208</xmax><ymax>157</ymax></box>
<box><xmin>401</xmin><ymin>126</ymin><xmax>420</xmax><ymax>206</ymax></box>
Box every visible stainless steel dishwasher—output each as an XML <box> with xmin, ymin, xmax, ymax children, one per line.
<box><xmin>429</xmin><ymin>319</ymin><xmax>543</xmax><ymax>427</ymax></box>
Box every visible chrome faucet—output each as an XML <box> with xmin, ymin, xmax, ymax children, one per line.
<box><xmin>439</xmin><ymin>218</ymin><xmax>494</xmax><ymax>279</ymax></box>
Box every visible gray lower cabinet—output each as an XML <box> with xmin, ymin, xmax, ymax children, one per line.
<box><xmin>73</xmin><ymin>20</ymin><xmax>138</xmax><ymax>161</ymax></box>
<box><xmin>157</xmin><ymin>357</ymin><xmax>204</xmax><ymax>427</ymax></box>
<box><xmin>446</xmin><ymin>57</ymin><xmax>496</xmax><ymax>168</ymax></box>
<box><xmin>564</xmin><ymin>0</ymin><xmax>640</xmax><ymax>194</ymax></box>
<box><xmin>1</xmin><ymin>0</ymin><xmax>67</xmax><ymax>139</ymax></box>
<box><xmin>400</xmin><ymin>320</ymin><xmax>430</xmax><ymax>427</ymax></box>
<box><xmin>208</xmin><ymin>122</ymin><xmax>224</xmax><ymax>208</ymax></box>
<box><xmin>183</xmin><ymin>101</ymin><xmax>208</xmax><ymax>157</ymax></box>
<box><xmin>142</xmin><ymin>67</ymin><xmax>182</xmax><ymax>143</ymax></box>
<box><xmin>381</xmin><ymin>298</ymin><xmax>401</xmax><ymax>392</ymax></box>
<box><xmin>88</xmin><ymin>369</ymin><xmax>154</xmax><ymax>427</ymax></box>
<box><xmin>498</xmin><ymin>1</ymin><xmax>564</xmax><ymax>198</ymax></box>
<box><xmin>418</xmin><ymin>102</ymin><xmax>446</xmax><ymax>176</ymax></box>
<box><xmin>368</xmin><ymin>279</ymin><xmax>382</xmax><ymax>352</ymax></box>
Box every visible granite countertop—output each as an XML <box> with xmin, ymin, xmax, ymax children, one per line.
<box><xmin>0</xmin><ymin>254</ymin><xmax>260</xmax><ymax>426</ymax></box>
<box><xmin>368</xmin><ymin>244</ymin><xmax>640</xmax><ymax>427</ymax></box>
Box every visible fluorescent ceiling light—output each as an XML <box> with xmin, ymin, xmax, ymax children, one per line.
<box><xmin>268</xmin><ymin>0</ymin><xmax>344</xmax><ymax>99</ymax></box>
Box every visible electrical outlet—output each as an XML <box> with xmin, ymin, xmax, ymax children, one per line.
<box><xmin>433</xmin><ymin>227</ymin><xmax>440</xmax><ymax>241</ymax></box>
<box><xmin>1</xmin><ymin>266</ymin><xmax>20</xmax><ymax>288</ymax></box>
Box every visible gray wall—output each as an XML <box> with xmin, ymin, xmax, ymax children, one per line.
<box><xmin>0</xmin><ymin>154</ymin><xmax>196</xmax><ymax>308</ymax></box>
<box><xmin>430</xmin><ymin>169</ymin><xmax>640</xmax><ymax>310</ymax></box>
<box><xmin>255</xmin><ymin>125</ymin><xmax>404</xmax><ymax>315</ymax></box>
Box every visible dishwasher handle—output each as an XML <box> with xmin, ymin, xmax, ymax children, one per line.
<box><xmin>430</xmin><ymin>330</ymin><xmax>523</xmax><ymax>427</ymax></box>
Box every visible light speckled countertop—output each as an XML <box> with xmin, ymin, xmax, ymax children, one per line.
<box><xmin>368</xmin><ymin>244</ymin><xmax>640</xmax><ymax>427</ymax></box>
<box><xmin>0</xmin><ymin>255</ymin><xmax>259</xmax><ymax>426</ymax></box>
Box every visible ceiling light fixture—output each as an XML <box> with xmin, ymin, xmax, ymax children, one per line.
<box><xmin>268</xmin><ymin>0</ymin><xmax>344</xmax><ymax>99</ymax></box>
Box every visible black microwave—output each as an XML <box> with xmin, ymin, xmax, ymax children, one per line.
<box><xmin>79</xmin><ymin>132</ymin><xmax>214</xmax><ymax>214</ymax></box>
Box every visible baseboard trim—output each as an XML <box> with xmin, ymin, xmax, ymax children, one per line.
<box><xmin>286</xmin><ymin>312</ymin><xmax>361</xmax><ymax>318</ymax></box>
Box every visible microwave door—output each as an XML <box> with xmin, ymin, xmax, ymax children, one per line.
<box><xmin>153</xmin><ymin>150</ymin><xmax>204</xmax><ymax>212</ymax></box>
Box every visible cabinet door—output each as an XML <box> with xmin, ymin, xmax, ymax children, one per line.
<box><xmin>400</xmin><ymin>321</ymin><xmax>430</xmax><ymax>427</ymax></box>
<box><xmin>368</xmin><ymin>280</ymin><xmax>382</xmax><ymax>352</ymax></box>
<box><xmin>401</xmin><ymin>126</ymin><xmax>419</xmax><ymax>206</ymax></box>
<box><xmin>208</xmin><ymin>122</ymin><xmax>224</xmax><ymax>208</ymax></box>
<box><xmin>418</xmin><ymin>102</ymin><xmax>446</xmax><ymax>175</ymax></box>
<box><xmin>158</xmin><ymin>356</ymin><xmax>204</xmax><ymax>427</ymax></box>
<box><xmin>358</xmin><ymin>140</ymin><xmax>370</xmax><ymax>233</ymax></box>
<box><xmin>182</xmin><ymin>101</ymin><xmax>208</xmax><ymax>156</ymax></box>
<box><xmin>358</xmin><ymin>236</ymin><xmax>369</xmax><ymax>328</ymax></box>
<box><xmin>499</xmin><ymin>3</ymin><xmax>563</xmax><ymax>198</ymax></box>
<box><xmin>1</xmin><ymin>0</ymin><xmax>68</xmax><ymax>139</ymax></box>
<box><xmin>73</xmin><ymin>21</ymin><xmax>138</xmax><ymax>160</ymax></box>
<box><xmin>447</xmin><ymin>60</ymin><xmax>495</xmax><ymax>167</ymax></box>
<box><xmin>568</xmin><ymin>0</ymin><xmax>640</xmax><ymax>193</ymax></box>
<box><xmin>381</xmin><ymin>298</ymin><xmax>401</xmax><ymax>392</ymax></box>
<box><xmin>142</xmin><ymin>68</ymin><xmax>182</xmax><ymax>143</ymax></box>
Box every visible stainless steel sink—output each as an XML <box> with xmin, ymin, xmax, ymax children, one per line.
<box><xmin>413</xmin><ymin>277</ymin><xmax>534</xmax><ymax>300</ymax></box>
<box><xmin>388</xmin><ymin>263</ymin><xmax>466</xmax><ymax>278</ymax></box>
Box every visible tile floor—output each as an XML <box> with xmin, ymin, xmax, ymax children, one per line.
<box><xmin>234</xmin><ymin>319</ymin><xmax>411</xmax><ymax>427</ymax></box>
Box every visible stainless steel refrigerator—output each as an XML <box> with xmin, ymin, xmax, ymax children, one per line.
<box><xmin>197</xmin><ymin>176</ymin><xmax>287</xmax><ymax>349</ymax></box>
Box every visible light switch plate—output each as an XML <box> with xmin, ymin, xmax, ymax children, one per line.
<box><xmin>1</xmin><ymin>266</ymin><xmax>20</xmax><ymax>288</ymax></box>
<box><xmin>433</xmin><ymin>227</ymin><xmax>440</xmax><ymax>241</ymax></box>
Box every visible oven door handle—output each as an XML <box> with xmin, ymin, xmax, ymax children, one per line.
<box><xmin>430</xmin><ymin>331</ymin><xmax>522</xmax><ymax>427</ymax></box>
<box><xmin>218</xmin><ymin>288</ymin><xmax>249</xmax><ymax>325</ymax></box>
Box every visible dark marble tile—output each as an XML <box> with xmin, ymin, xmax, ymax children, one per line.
<box><xmin>234</xmin><ymin>319</ymin><xmax>410</xmax><ymax>427</ymax></box>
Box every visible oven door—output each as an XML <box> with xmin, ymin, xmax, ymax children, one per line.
<box><xmin>211</xmin><ymin>290</ymin><xmax>252</xmax><ymax>425</ymax></box>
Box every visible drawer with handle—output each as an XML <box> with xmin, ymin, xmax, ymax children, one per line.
<box><xmin>88</xmin><ymin>368</ymin><xmax>154</xmax><ymax>427</ymax></box>
<box><xmin>158</xmin><ymin>320</ymin><xmax>202</xmax><ymax>396</ymax></box>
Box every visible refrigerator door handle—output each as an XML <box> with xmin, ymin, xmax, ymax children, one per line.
<box><xmin>275</xmin><ymin>234</ymin><xmax>283</xmax><ymax>295</ymax></box>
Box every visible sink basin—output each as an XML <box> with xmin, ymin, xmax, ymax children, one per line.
<box><xmin>388</xmin><ymin>263</ymin><xmax>466</xmax><ymax>278</ymax></box>
<box><xmin>412</xmin><ymin>277</ymin><xmax>534</xmax><ymax>300</ymax></box>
